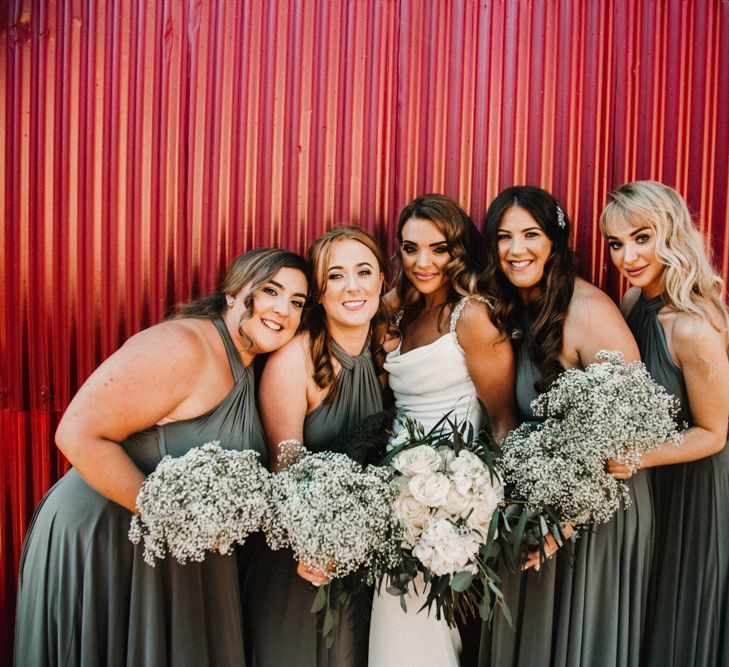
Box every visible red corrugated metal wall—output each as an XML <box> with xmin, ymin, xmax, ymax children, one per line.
<box><xmin>2</xmin><ymin>0</ymin><xmax>728</xmax><ymax>659</ymax></box>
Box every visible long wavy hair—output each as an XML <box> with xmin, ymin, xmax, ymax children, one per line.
<box><xmin>305</xmin><ymin>226</ymin><xmax>392</xmax><ymax>402</ymax></box>
<box><xmin>177</xmin><ymin>248</ymin><xmax>308</xmax><ymax>347</ymax></box>
<box><xmin>394</xmin><ymin>193</ymin><xmax>485</xmax><ymax>331</ymax></box>
<box><xmin>482</xmin><ymin>185</ymin><xmax>576</xmax><ymax>391</ymax></box>
<box><xmin>600</xmin><ymin>180</ymin><xmax>729</xmax><ymax>351</ymax></box>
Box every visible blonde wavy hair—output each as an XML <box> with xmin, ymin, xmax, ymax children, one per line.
<box><xmin>600</xmin><ymin>180</ymin><xmax>729</xmax><ymax>350</ymax></box>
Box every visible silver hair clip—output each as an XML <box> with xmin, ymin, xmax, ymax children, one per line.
<box><xmin>556</xmin><ymin>205</ymin><xmax>566</xmax><ymax>229</ymax></box>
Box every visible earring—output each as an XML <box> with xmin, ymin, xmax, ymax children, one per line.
<box><xmin>226</xmin><ymin>295</ymin><xmax>235</xmax><ymax>308</ymax></box>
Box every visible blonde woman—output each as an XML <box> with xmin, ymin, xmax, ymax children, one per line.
<box><xmin>601</xmin><ymin>180</ymin><xmax>729</xmax><ymax>667</ymax></box>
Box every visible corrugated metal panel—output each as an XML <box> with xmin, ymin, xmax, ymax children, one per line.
<box><xmin>2</xmin><ymin>0</ymin><xmax>728</xmax><ymax>659</ymax></box>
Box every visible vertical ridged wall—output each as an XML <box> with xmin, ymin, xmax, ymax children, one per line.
<box><xmin>2</xmin><ymin>1</ymin><xmax>727</xmax><ymax>658</ymax></box>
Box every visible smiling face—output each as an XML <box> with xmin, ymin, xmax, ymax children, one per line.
<box><xmin>496</xmin><ymin>206</ymin><xmax>552</xmax><ymax>298</ymax></box>
<box><xmin>604</xmin><ymin>219</ymin><xmax>664</xmax><ymax>298</ymax></box>
<box><xmin>231</xmin><ymin>267</ymin><xmax>308</xmax><ymax>358</ymax></box>
<box><xmin>318</xmin><ymin>238</ymin><xmax>384</xmax><ymax>333</ymax></box>
<box><xmin>399</xmin><ymin>217</ymin><xmax>452</xmax><ymax>298</ymax></box>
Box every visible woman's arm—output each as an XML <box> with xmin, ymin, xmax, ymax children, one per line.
<box><xmin>258</xmin><ymin>334</ymin><xmax>312</xmax><ymax>472</ymax></box>
<box><xmin>456</xmin><ymin>300</ymin><xmax>518</xmax><ymax>441</ymax></box>
<box><xmin>610</xmin><ymin>315</ymin><xmax>728</xmax><ymax>477</ymax></box>
<box><xmin>55</xmin><ymin>321</ymin><xmax>209</xmax><ymax>513</ymax></box>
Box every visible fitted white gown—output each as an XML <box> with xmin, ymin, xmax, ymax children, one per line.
<box><xmin>368</xmin><ymin>297</ymin><xmax>485</xmax><ymax>667</ymax></box>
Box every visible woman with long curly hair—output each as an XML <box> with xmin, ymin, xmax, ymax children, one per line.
<box><xmin>244</xmin><ymin>227</ymin><xmax>391</xmax><ymax>667</ymax></box>
<box><xmin>14</xmin><ymin>249</ymin><xmax>308</xmax><ymax>666</ymax></box>
<box><xmin>478</xmin><ymin>185</ymin><xmax>649</xmax><ymax>667</ymax></box>
<box><xmin>601</xmin><ymin>180</ymin><xmax>729</xmax><ymax>666</ymax></box>
<box><xmin>369</xmin><ymin>193</ymin><xmax>517</xmax><ymax>667</ymax></box>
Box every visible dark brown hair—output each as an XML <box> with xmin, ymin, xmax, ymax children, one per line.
<box><xmin>482</xmin><ymin>185</ymin><xmax>576</xmax><ymax>391</ymax></box>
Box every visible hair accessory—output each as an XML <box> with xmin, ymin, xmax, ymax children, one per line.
<box><xmin>556</xmin><ymin>205</ymin><xmax>566</xmax><ymax>229</ymax></box>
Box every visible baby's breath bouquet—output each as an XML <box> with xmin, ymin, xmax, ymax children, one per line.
<box><xmin>263</xmin><ymin>446</ymin><xmax>402</xmax><ymax>646</ymax></box>
<box><xmin>353</xmin><ymin>412</ymin><xmax>508</xmax><ymax>626</ymax></box>
<box><xmin>499</xmin><ymin>351</ymin><xmax>683</xmax><ymax>531</ymax></box>
<box><xmin>129</xmin><ymin>442</ymin><xmax>270</xmax><ymax>566</ymax></box>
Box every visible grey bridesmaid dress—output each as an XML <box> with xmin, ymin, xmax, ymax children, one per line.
<box><xmin>14</xmin><ymin>318</ymin><xmax>267</xmax><ymax>666</ymax></box>
<box><xmin>627</xmin><ymin>294</ymin><xmax>729</xmax><ymax>666</ymax></box>
<box><xmin>480</xmin><ymin>347</ymin><xmax>654</xmax><ymax>667</ymax></box>
<box><xmin>243</xmin><ymin>340</ymin><xmax>383</xmax><ymax>667</ymax></box>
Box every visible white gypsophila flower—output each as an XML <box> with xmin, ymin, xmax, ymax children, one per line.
<box><xmin>128</xmin><ymin>442</ymin><xmax>270</xmax><ymax>566</ymax></box>
<box><xmin>408</xmin><ymin>471</ymin><xmax>451</xmax><ymax>507</ymax></box>
<box><xmin>412</xmin><ymin>517</ymin><xmax>481</xmax><ymax>576</ymax></box>
<box><xmin>500</xmin><ymin>351</ymin><xmax>683</xmax><ymax>526</ymax></box>
<box><xmin>263</xmin><ymin>450</ymin><xmax>402</xmax><ymax>580</ymax></box>
<box><xmin>392</xmin><ymin>444</ymin><xmax>443</xmax><ymax>477</ymax></box>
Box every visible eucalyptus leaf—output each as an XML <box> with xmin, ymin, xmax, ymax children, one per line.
<box><xmin>311</xmin><ymin>585</ymin><xmax>327</xmax><ymax>613</ymax></box>
<box><xmin>450</xmin><ymin>571</ymin><xmax>473</xmax><ymax>592</ymax></box>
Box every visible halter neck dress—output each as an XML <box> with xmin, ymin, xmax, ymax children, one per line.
<box><xmin>14</xmin><ymin>318</ymin><xmax>267</xmax><ymax>666</ymax></box>
<box><xmin>368</xmin><ymin>296</ymin><xmax>489</xmax><ymax>667</ymax></box>
<box><xmin>627</xmin><ymin>294</ymin><xmax>729</xmax><ymax>666</ymax></box>
<box><xmin>480</xmin><ymin>343</ymin><xmax>654</xmax><ymax>667</ymax></box>
<box><xmin>243</xmin><ymin>340</ymin><xmax>383</xmax><ymax>667</ymax></box>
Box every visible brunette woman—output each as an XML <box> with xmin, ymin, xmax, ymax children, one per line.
<box><xmin>14</xmin><ymin>249</ymin><xmax>308</xmax><ymax>666</ymax></box>
<box><xmin>368</xmin><ymin>194</ymin><xmax>517</xmax><ymax>667</ymax></box>
<box><xmin>601</xmin><ymin>180</ymin><xmax>729</xmax><ymax>667</ymax></box>
<box><xmin>478</xmin><ymin>185</ymin><xmax>649</xmax><ymax>667</ymax></box>
<box><xmin>243</xmin><ymin>227</ymin><xmax>390</xmax><ymax>667</ymax></box>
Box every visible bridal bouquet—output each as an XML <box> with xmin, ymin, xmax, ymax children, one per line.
<box><xmin>360</xmin><ymin>412</ymin><xmax>508</xmax><ymax>625</ymax></box>
<box><xmin>499</xmin><ymin>351</ymin><xmax>683</xmax><ymax>529</ymax></box>
<box><xmin>129</xmin><ymin>442</ymin><xmax>271</xmax><ymax>565</ymax></box>
<box><xmin>263</xmin><ymin>445</ymin><xmax>402</xmax><ymax>645</ymax></box>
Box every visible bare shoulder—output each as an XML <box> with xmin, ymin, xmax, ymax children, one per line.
<box><xmin>105</xmin><ymin>318</ymin><xmax>209</xmax><ymax>377</ymax></box>
<box><xmin>569</xmin><ymin>278</ymin><xmax>621</xmax><ymax>318</ymax></box>
<box><xmin>265</xmin><ymin>331</ymin><xmax>311</xmax><ymax>374</ymax></box>
<box><xmin>670</xmin><ymin>311</ymin><xmax>727</xmax><ymax>365</ymax></box>
<box><xmin>455</xmin><ymin>297</ymin><xmax>500</xmax><ymax>344</ymax></box>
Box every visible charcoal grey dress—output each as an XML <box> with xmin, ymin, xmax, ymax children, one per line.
<box><xmin>627</xmin><ymin>294</ymin><xmax>729</xmax><ymax>666</ymax></box>
<box><xmin>243</xmin><ymin>341</ymin><xmax>383</xmax><ymax>667</ymax></box>
<box><xmin>14</xmin><ymin>318</ymin><xmax>267</xmax><ymax>666</ymax></box>
<box><xmin>480</xmin><ymin>347</ymin><xmax>654</xmax><ymax>667</ymax></box>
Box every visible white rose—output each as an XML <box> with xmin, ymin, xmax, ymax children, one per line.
<box><xmin>408</xmin><ymin>472</ymin><xmax>450</xmax><ymax>507</ymax></box>
<box><xmin>412</xmin><ymin>518</ymin><xmax>480</xmax><ymax>575</ymax></box>
<box><xmin>393</xmin><ymin>493</ymin><xmax>432</xmax><ymax>530</ymax></box>
<box><xmin>393</xmin><ymin>445</ymin><xmax>442</xmax><ymax>477</ymax></box>
<box><xmin>465</xmin><ymin>498</ymin><xmax>499</xmax><ymax>534</ymax></box>
<box><xmin>401</xmin><ymin>524</ymin><xmax>424</xmax><ymax>549</ymax></box>
<box><xmin>449</xmin><ymin>449</ymin><xmax>488</xmax><ymax>477</ymax></box>
<box><xmin>441</xmin><ymin>484</ymin><xmax>473</xmax><ymax>517</ymax></box>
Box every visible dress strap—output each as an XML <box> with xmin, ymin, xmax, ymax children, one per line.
<box><xmin>211</xmin><ymin>318</ymin><xmax>245</xmax><ymax>381</ymax></box>
<box><xmin>449</xmin><ymin>295</ymin><xmax>492</xmax><ymax>346</ymax></box>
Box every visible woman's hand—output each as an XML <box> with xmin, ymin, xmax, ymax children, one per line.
<box><xmin>606</xmin><ymin>458</ymin><xmax>637</xmax><ymax>480</ymax></box>
<box><xmin>522</xmin><ymin>523</ymin><xmax>575</xmax><ymax>571</ymax></box>
<box><xmin>296</xmin><ymin>560</ymin><xmax>332</xmax><ymax>586</ymax></box>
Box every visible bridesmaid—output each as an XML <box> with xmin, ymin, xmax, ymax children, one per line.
<box><xmin>478</xmin><ymin>185</ymin><xmax>650</xmax><ymax>667</ymax></box>
<box><xmin>14</xmin><ymin>248</ymin><xmax>308</xmax><ymax>666</ymax></box>
<box><xmin>600</xmin><ymin>180</ymin><xmax>729</xmax><ymax>667</ymax></box>
<box><xmin>243</xmin><ymin>227</ymin><xmax>391</xmax><ymax>667</ymax></box>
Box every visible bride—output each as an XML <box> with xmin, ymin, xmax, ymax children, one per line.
<box><xmin>369</xmin><ymin>194</ymin><xmax>517</xmax><ymax>666</ymax></box>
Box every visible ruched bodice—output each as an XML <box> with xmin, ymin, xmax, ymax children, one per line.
<box><xmin>384</xmin><ymin>297</ymin><xmax>485</xmax><ymax>434</ymax></box>
<box><xmin>515</xmin><ymin>346</ymin><xmax>542</xmax><ymax>422</ymax></box>
<box><xmin>303</xmin><ymin>340</ymin><xmax>383</xmax><ymax>452</ymax></box>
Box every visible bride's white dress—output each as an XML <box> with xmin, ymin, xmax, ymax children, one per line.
<box><xmin>368</xmin><ymin>297</ymin><xmax>485</xmax><ymax>667</ymax></box>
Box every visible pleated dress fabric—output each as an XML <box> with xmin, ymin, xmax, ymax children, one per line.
<box><xmin>14</xmin><ymin>318</ymin><xmax>267</xmax><ymax>667</ymax></box>
<box><xmin>243</xmin><ymin>341</ymin><xmax>383</xmax><ymax>667</ymax></box>
<box><xmin>480</xmin><ymin>346</ymin><xmax>654</xmax><ymax>667</ymax></box>
<box><xmin>627</xmin><ymin>295</ymin><xmax>729</xmax><ymax>667</ymax></box>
